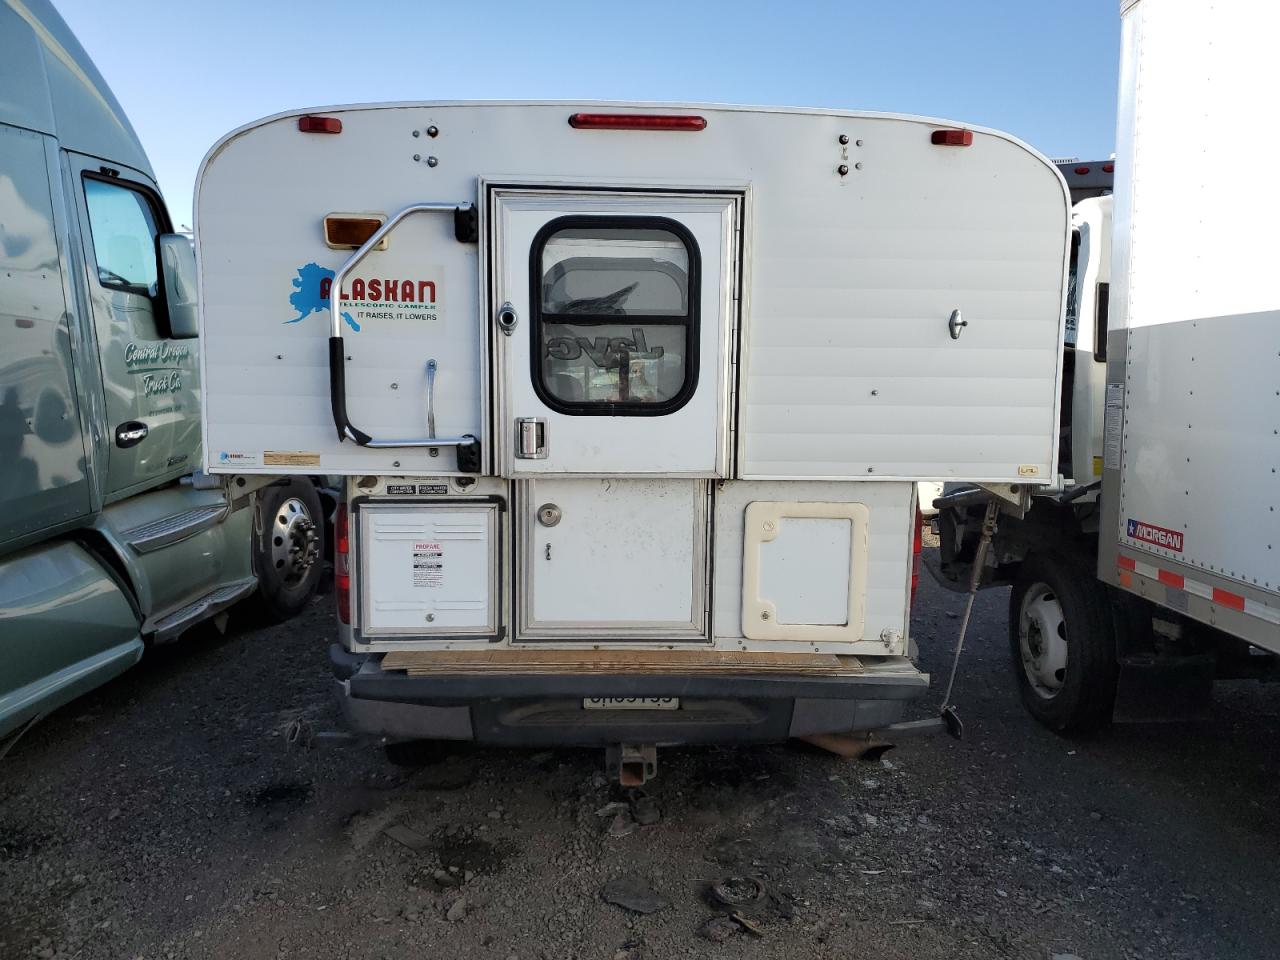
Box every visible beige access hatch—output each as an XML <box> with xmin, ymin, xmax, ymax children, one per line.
<box><xmin>741</xmin><ymin>501</ymin><xmax>869</xmax><ymax>643</ymax></box>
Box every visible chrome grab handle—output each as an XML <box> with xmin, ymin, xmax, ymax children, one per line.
<box><xmin>326</xmin><ymin>202</ymin><xmax>480</xmax><ymax>470</ymax></box>
<box><xmin>329</xmin><ymin>202</ymin><xmax>469</xmax><ymax>339</ymax></box>
<box><xmin>425</xmin><ymin>358</ymin><xmax>437</xmax><ymax>439</ymax></box>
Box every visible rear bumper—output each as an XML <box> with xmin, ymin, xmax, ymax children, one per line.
<box><xmin>331</xmin><ymin>644</ymin><xmax>930</xmax><ymax>747</ymax></box>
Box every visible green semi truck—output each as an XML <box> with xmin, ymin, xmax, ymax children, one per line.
<box><xmin>0</xmin><ymin>0</ymin><xmax>325</xmax><ymax>747</ymax></box>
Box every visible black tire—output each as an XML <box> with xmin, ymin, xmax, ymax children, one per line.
<box><xmin>1008</xmin><ymin>551</ymin><xmax>1118</xmax><ymax>734</ymax></box>
<box><xmin>384</xmin><ymin>739</ymin><xmax>449</xmax><ymax>768</ymax></box>
<box><xmin>253</xmin><ymin>479</ymin><xmax>324</xmax><ymax>622</ymax></box>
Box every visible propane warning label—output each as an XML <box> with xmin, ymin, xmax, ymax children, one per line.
<box><xmin>412</xmin><ymin>541</ymin><xmax>443</xmax><ymax>587</ymax></box>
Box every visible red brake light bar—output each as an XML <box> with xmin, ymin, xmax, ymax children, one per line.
<box><xmin>568</xmin><ymin>113</ymin><xmax>707</xmax><ymax>131</ymax></box>
<box><xmin>930</xmin><ymin>129</ymin><xmax>973</xmax><ymax>146</ymax></box>
<box><xmin>299</xmin><ymin>115</ymin><xmax>342</xmax><ymax>134</ymax></box>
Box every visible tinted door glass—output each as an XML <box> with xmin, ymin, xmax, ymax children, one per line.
<box><xmin>84</xmin><ymin>178</ymin><xmax>159</xmax><ymax>295</ymax></box>
<box><xmin>534</xmin><ymin>221</ymin><xmax>699</xmax><ymax>414</ymax></box>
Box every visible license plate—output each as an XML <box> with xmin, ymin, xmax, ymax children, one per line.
<box><xmin>583</xmin><ymin>697</ymin><xmax>679</xmax><ymax>711</ymax></box>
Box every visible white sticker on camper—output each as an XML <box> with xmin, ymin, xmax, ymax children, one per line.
<box><xmin>1103</xmin><ymin>382</ymin><xmax>1125</xmax><ymax>470</ymax></box>
<box><xmin>412</xmin><ymin>541</ymin><xmax>444</xmax><ymax>587</ymax></box>
<box><xmin>286</xmin><ymin>264</ymin><xmax>442</xmax><ymax>332</ymax></box>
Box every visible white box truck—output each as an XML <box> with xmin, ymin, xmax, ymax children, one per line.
<box><xmin>933</xmin><ymin>0</ymin><xmax>1279</xmax><ymax>732</ymax></box>
<box><xmin>195</xmin><ymin>102</ymin><xmax>1070</xmax><ymax>779</ymax></box>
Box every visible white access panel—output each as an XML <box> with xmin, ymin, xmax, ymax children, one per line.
<box><xmin>516</xmin><ymin>478</ymin><xmax>708</xmax><ymax>640</ymax></box>
<box><xmin>741</xmin><ymin>502</ymin><xmax>871</xmax><ymax>642</ymax></box>
<box><xmin>714</xmin><ymin>480</ymin><xmax>914</xmax><ymax>656</ymax></box>
<box><xmin>357</xmin><ymin>503</ymin><xmax>498</xmax><ymax>637</ymax></box>
<box><xmin>762</xmin><ymin>519</ymin><xmax>853</xmax><ymax>624</ymax></box>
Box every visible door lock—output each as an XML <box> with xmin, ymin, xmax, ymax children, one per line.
<box><xmin>516</xmin><ymin>417</ymin><xmax>548</xmax><ymax>459</ymax></box>
<box><xmin>496</xmin><ymin>301</ymin><xmax>518</xmax><ymax>336</ymax></box>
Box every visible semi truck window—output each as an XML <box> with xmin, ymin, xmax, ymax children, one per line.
<box><xmin>533</xmin><ymin>219</ymin><xmax>699</xmax><ymax>414</ymax></box>
<box><xmin>84</xmin><ymin>178</ymin><xmax>160</xmax><ymax>296</ymax></box>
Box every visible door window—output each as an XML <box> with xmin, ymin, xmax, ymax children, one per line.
<box><xmin>83</xmin><ymin>177</ymin><xmax>160</xmax><ymax>296</ymax></box>
<box><xmin>532</xmin><ymin>218</ymin><xmax>700</xmax><ymax>415</ymax></box>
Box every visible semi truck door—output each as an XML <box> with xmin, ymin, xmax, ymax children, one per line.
<box><xmin>492</xmin><ymin>190</ymin><xmax>739</xmax><ymax>476</ymax></box>
<box><xmin>0</xmin><ymin>126</ymin><xmax>92</xmax><ymax>541</ymax></box>
<box><xmin>67</xmin><ymin>154</ymin><xmax>199</xmax><ymax>497</ymax></box>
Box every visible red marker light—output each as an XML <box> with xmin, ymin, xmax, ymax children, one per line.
<box><xmin>335</xmin><ymin>504</ymin><xmax>351</xmax><ymax>624</ymax></box>
<box><xmin>568</xmin><ymin>113</ymin><xmax>707</xmax><ymax>131</ymax></box>
<box><xmin>1102</xmin><ymin>162</ymin><xmax>1115</xmax><ymax>173</ymax></box>
<box><xmin>1074</xmin><ymin>165</ymin><xmax>1091</xmax><ymax>175</ymax></box>
<box><xmin>299</xmin><ymin>115</ymin><xmax>342</xmax><ymax>134</ymax></box>
<box><xmin>911</xmin><ymin>506</ymin><xmax>924</xmax><ymax>606</ymax></box>
<box><xmin>930</xmin><ymin>129</ymin><xmax>973</xmax><ymax>146</ymax></box>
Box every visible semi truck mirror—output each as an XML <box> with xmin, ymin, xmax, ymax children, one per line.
<box><xmin>158</xmin><ymin>233</ymin><xmax>199</xmax><ymax>339</ymax></box>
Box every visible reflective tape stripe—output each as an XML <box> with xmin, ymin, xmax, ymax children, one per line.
<box><xmin>1117</xmin><ymin>555</ymin><xmax>1277</xmax><ymax>625</ymax></box>
<box><xmin>1212</xmin><ymin>588</ymin><xmax>1246</xmax><ymax>612</ymax></box>
<box><xmin>1245</xmin><ymin>600</ymin><xmax>1280</xmax><ymax>626</ymax></box>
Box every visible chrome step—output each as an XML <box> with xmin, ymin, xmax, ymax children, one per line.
<box><xmin>149</xmin><ymin>578</ymin><xmax>256</xmax><ymax>643</ymax></box>
<box><xmin>122</xmin><ymin>503</ymin><xmax>227</xmax><ymax>554</ymax></box>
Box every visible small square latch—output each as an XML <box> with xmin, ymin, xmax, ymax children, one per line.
<box><xmin>516</xmin><ymin>418</ymin><xmax>548</xmax><ymax>459</ymax></box>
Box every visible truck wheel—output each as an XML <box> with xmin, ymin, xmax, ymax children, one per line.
<box><xmin>1009</xmin><ymin>552</ymin><xmax>1117</xmax><ymax>734</ymax></box>
<box><xmin>254</xmin><ymin>479</ymin><xmax>324</xmax><ymax>621</ymax></box>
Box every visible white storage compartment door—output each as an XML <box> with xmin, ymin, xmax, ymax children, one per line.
<box><xmin>516</xmin><ymin>478</ymin><xmax>709</xmax><ymax>640</ymax></box>
<box><xmin>356</xmin><ymin>502</ymin><xmax>498</xmax><ymax>639</ymax></box>
<box><xmin>737</xmin><ymin>131</ymin><xmax>1070</xmax><ymax>483</ymax></box>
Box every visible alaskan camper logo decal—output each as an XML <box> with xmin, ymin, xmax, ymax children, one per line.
<box><xmin>287</xmin><ymin>263</ymin><xmax>440</xmax><ymax>332</ymax></box>
<box><xmin>1126</xmin><ymin>518</ymin><xmax>1184</xmax><ymax>552</ymax></box>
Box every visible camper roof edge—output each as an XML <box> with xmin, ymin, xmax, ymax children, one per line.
<box><xmin>193</xmin><ymin>99</ymin><xmax>1068</xmax><ymax>208</ymax></box>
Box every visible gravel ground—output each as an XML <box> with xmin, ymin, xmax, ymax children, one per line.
<box><xmin>2</xmin><ymin>554</ymin><xmax>1279</xmax><ymax>960</ymax></box>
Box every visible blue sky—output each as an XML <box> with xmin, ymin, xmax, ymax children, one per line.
<box><xmin>56</xmin><ymin>0</ymin><xmax>1120</xmax><ymax>227</ymax></box>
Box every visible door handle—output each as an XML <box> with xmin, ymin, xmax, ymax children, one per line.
<box><xmin>424</xmin><ymin>358</ymin><xmax>437</xmax><ymax>438</ymax></box>
<box><xmin>114</xmin><ymin>420</ymin><xmax>149</xmax><ymax>448</ymax></box>
<box><xmin>516</xmin><ymin>418</ymin><xmax>548</xmax><ymax>459</ymax></box>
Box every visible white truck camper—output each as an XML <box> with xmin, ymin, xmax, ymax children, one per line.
<box><xmin>934</xmin><ymin>0</ymin><xmax>1280</xmax><ymax>733</ymax></box>
<box><xmin>196</xmin><ymin>102</ymin><xmax>1069</xmax><ymax>778</ymax></box>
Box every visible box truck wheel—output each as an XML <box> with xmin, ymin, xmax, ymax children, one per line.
<box><xmin>1009</xmin><ymin>552</ymin><xmax>1117</xmax><ymax>734</ymax></box>
<box><xmin>254</xmin><ymin>479</ymin><xmax>323</xmax><ymax>621</ymax></box>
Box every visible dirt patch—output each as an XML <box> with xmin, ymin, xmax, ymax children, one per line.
<box><xmin>245</xmin><ymin>780</ymin><xmax>312</xmax><ymax>808</ymax></box>
<box><xmin>0</xmin><ymin>823</ymin><xmax>48</xmax><ymax>861</ymax></box>
<box><xmin>431</xmin><ymin>833</ymin><xmax>514</xmax><ymax>877</ymax></box>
